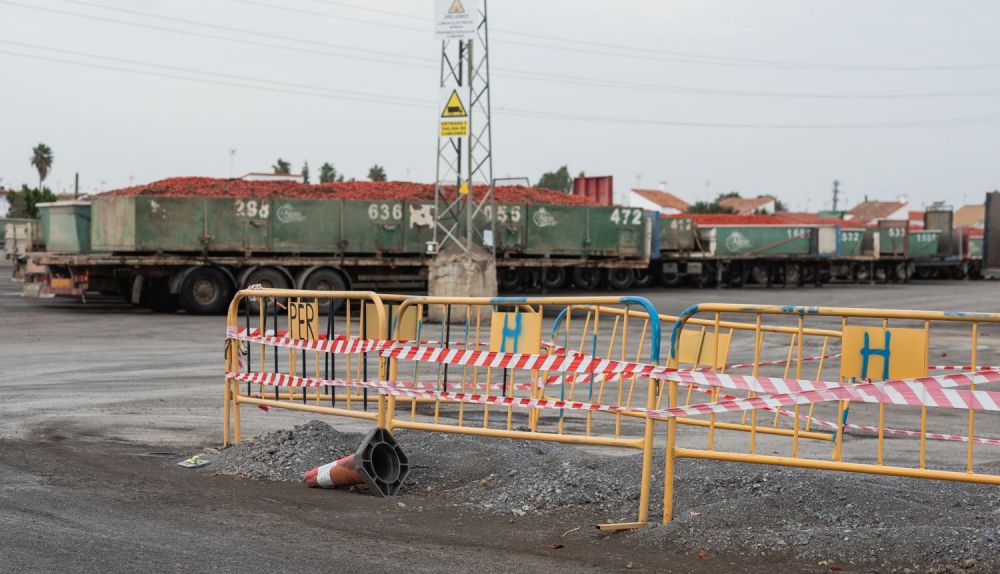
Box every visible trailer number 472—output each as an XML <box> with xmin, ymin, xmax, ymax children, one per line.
<box><xmin>610</xmin><ymin>208</ymin><xmax>643</xmax><ymax>225</ymax></box>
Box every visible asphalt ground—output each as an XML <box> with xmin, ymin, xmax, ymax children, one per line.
<box><xmin>2</xmin><ymin>264</ymin><xmax>998</xmax><ymax>573</ymax></box>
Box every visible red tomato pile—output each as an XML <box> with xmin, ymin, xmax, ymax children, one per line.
<box><xmin>101</xmin><ymin>177</ymin><xmax>597</xmax><ymax>205</ymax></box>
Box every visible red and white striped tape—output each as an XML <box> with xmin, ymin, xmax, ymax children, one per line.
<box><xmin>929</xmin><ymin>364</ymin><xmax>1000</xmax><ymax>372</ymax></box>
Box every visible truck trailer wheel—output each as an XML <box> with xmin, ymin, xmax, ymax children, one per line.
<box><xmin>141</xmin><ymin>277</ymin><xmax>179</xmax><ymax>313</ymax></box>
<box><xmin>542</xmin><ymin>267</ymin><xmax>567</xmax><ymax>290</ymax></box>
<box><xmin>498</xmin><ymin>268</ymin><xmax>521</xmax><ymax>292</ymax></box>
<box><xmin>243</xmin><ymin>267</ymin><xmax>291</xmax><ymax>314</ymax></box>
<box><xmin>633</xmin><ymin>267</ymin><xmax>655</xmax><ymax>288</ymax></box>
<box><xmin>784</xmin><ymin>263</ymin><xmax>801</xmax><ymax>286</ymax></box>
<box><xmin>749</xmin><ymin>264</ymin><xmax>769</xmax><ymax>285</ymax></box>
<box><xmin>179</xmin><ymin>267</ymin><xmax>234</xmax><ymax>315</ymax></box>
<box><xmin>302</xmin><ymin>268</ymin><xmax>348</xmax><ymax>314</ymax></box>
<box><xmin>607</xmin><ymin>269</ymin><xmax>635</xmax><ymax>290</ymax></box>
<box><xmin>572</xmin><ymin>267</ymin><xmax>602</xmax><ymax>290</ymax></box>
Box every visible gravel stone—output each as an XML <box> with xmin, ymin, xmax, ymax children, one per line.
<box><xmin>211</xmin><ymin>420</ymin><xmax>1000</xmax><ymax>571</ymax></box>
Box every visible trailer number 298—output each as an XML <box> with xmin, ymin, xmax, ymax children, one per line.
<box><xmin>610</xmin><ymin>208</ymin><xmax>643</xmax><ymax>225</ymax></box>
<box><xmin>235</xmin><ymin>199</ymin><xmax>270</xmax><ymax>219</ymax></box>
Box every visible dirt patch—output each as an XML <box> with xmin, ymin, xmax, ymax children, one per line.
<box><xmin>632</xmin><ymin>460</ymin><xmax>1000</xmax><ymax>572</ymax></box>
<box><xmin>211</xmin><ymin>421</ymin><xmax>1000</xmax><ymax>572</ymax></box>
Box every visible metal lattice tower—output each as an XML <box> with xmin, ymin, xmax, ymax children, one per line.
<box><xmin>433</xmin><ymin>0</ymin><xmax>494</xmax><ymax>259</ymax></box>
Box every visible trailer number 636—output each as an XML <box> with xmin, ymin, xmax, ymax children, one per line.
<box><xmin>610</xmin><ymin>208</ymin><xmax>643</xmax><ymax>225</ymax></box>
<box><xmin>368</xmin><ymin>203</ymin><xmax>403</xmax><ymax>221</ymax></box>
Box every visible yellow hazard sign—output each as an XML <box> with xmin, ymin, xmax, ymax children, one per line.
<box><xmin>440</xmin><ymin>121</ymin><xmax>469</xmax><ymax>137</ymax></box>
<box><xmin>448</xmin><ymin>0</ymin><xmax>465</xmax><ymax>15</ymax></box>
<box><xmin>840</xmin><ymin>326</ymin><xmax>928</xmax><ymax>381</ymax></box>
<box><xmin>441</xmin><ymin>90</ymin><xmax>467</xmax><ymax>118</ymax></box>
<box><xmin>439</xmin><ymin>89</ymin><xmax>470</xmax><ymax>138</ymax></box>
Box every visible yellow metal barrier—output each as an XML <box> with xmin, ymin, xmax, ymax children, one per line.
<box><xmin>223</xmin><ymin>289</ymin><xmax>389</xmax><ymax>446</ymax></box>
<box><xmin>577</xmin><ymin>305</ymin><xmax>836</xmax><ymax>442</ymax></box>
<box><xmin>660</xmin><ymin>303</ymin><xmax>1000</xmax><ymax>524</ymax></box>
<box><xmin>224</xmin><ymin>291</ymin><xmax>664</xmax><ymax>530</ymax></box>
<box><xmin>384</xmin><ymin>296</ymin><xmax>663</xmax><ymax>530</ymax></box>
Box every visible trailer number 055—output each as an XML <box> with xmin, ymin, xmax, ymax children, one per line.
<box><xmin>610</xmin><ymin>208</ymin><xmax>643</xmax><ymax>225</ymax></box>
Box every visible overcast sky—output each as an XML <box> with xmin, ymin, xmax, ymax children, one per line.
<box><xmin>1</xmin><ymin>0</ymin><xmax>998</xmax><ymax>210</ymax></box>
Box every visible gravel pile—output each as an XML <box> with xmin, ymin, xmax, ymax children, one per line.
<box><xmin>398</xmin><ymin>431</ymin><xmax>645</xmax><ymax>521</ymax></box>
<box><xmin>210</xmin><ymin>421</ymin><xmax>1000</xmax><ymax>570</ymax></box>
<box><xmin>631</xmin><ymin>460</ymin><xmax>1000</xmax><ymax>572</ymax></box>
<box><xmin>211</xmin><ymin>421</ymin><xmax>364</xmax><ymax>482</ymax></box>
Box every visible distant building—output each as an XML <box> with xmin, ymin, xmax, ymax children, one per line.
<box><xmin>718</xmin><ymin>195</ymin><xmax>776</xmax><ymax>215</ymax></box>
<box><xmin>627</xmin><ymin>187</ymin><xmax>689</xmax><ymax>215</ymax></box>
<box><xmin>908</xmin><ymin>210</ymin><xmax>924</xmax><ymax>230</ymax></box>
<box><xmin>954</xmin><ymin>204</ymin><xmax>985</xmax><ymax>229</ymax></box>
<box><xmin>845</xmin><ymin>197</ymin><xmax>909</xmax><ymax>224</ymax></box>
<box><xmin>241</xmin><ymin>172</ymin><xmax>305</xmax><ymax>184</ymax></box>
<box><xmin>0</xmin><ymin>189</ymin><xmax>9</xmax><ymax>217</ymax></box>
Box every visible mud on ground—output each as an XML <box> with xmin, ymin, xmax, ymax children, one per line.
<box><xmin>210</xmin><ymin>421</ymin><xmax>1000</xmax><ymax>573</ymax></box>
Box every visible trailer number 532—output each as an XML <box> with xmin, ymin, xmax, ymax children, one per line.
<box><xmin>610</xmin><ymin>208</ymin><xmax>643</xmax><ymax>225</ymax></box>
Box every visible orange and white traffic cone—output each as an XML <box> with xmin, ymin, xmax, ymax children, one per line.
<box><xmin>304</xmin><ymin>454</ymin><xmax>365</xmax><ymax>489</ymax></box>
<box><xmin>303</xmin><ymin>428</ymin><xmax>409</xmax><ymax>497</ymax></box>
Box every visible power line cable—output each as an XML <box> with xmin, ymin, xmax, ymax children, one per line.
<box><xmin>0</xmin><ymin>0</ymin><xmax>435</xmax><ymax>70</ymax></box>
<box><xmin>0</xmin><ymin>48</ymin><xmax>432</xmax><ymax>108</ymax></box>
<box><xmin>0</xmin><ymin>39</ymin><xmax>430</xmax><ymax>104</ymax></box>
<box><xmin>10</xmin><ymin>1</ymin><xmax>1000</xmax><ymax>100</ymax></box>
<box><xmin>3</xmin><ymin>44</ymin><xmax>999</xmax><ymax>130</ymax></box>
<box><xmin>235</xmin><ymin>0</ymin><xmax>1000</xmax><ymax>72</ymax></box>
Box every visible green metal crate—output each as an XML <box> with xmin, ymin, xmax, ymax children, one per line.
<box><xmin>968</xmin><ymin>236</ymin><xmax>983</xmax><ymax>259</ymax></box>
<box><xmin>38</xmin><ymin>201</ymin><xmax>91</xmax><ymax>253</ymax></box>
<box><xmin>706</xmin><ymin>225</ymin><xmax>814</xmax><ymax>256</ymax></box>
<box><xmin>909</xmin><ymin>230</ymin><xmax>941</xmax><ymax>259</ymax></box>
<box><xmin>660</xmin><ymin>217</ymin><xmax>696</xmax><ymax>252</ymax></box>
<box><xmin>838</xmin><ymin>228</ymin><xmax>866</xmax><ymax>257</ymax></box>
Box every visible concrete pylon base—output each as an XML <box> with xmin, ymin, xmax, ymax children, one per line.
<box><xmin>427</xmin><ymin>244</ymin><xmax>497</xmax><ymax>322</ymax></box>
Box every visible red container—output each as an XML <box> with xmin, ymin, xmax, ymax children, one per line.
<box><xmin>572</xmin><ymin>176</ymin><xmax>613</xmax><ymax>206</ymax></box>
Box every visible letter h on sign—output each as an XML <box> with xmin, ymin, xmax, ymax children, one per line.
<box><xmin>859</xmin><ymin>330</ymin><xmax>891</xmax><ymax>380</ymax></box>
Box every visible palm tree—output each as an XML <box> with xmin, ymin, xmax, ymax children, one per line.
<box><xmin>367</xmin><ymin>164</ymin><xmax>387</xmax><ymax>182</ymax></box>
<box><xmin>272</xmin><ymin>158</ymin><xmax>291</xmax><ymax>174</ymax></box>
<box><xmin>31</xmin><ymin>143</ymin><xmax>54</xmax><ymax>190</ymax></box>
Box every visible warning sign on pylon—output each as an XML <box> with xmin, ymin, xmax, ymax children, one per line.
<box><xmin>441</xmin><ymin>90</ymin><xmax>467</xmax><ymax>118</ymax></box>
<box><xmin>439</xmin><ymin>88</ymin><xmax>469</xmax><ymax>137</ymax></box>
<box><xmin>434</xmin><ymin>0</ymin><xmax>480</xmax><ymax>40</ymax></box>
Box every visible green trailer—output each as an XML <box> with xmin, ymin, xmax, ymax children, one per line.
<box><xmin>968</xmin><ymin>235</ymin><xmax>983</xmax><ymax>259</ymax></box>
<box><xmin>838</xmin><ymin>228</ymin><xmax>866</xmax><ymax>257</ymax></box>
<box><xmin>875</xmin><ymin>222</ymin><xmax>908</xmax><ymax>257</ymax></box>
<box><xmin>521</xmin><ymin>205</ymin><xmax>647</xmax><ymax>258</ymax></box>
<box><xmin>659</xmin><ymin>217</ymin><xmax>696</xmax><ymax>252</ymax></box>
<box><xmin>909</xmin><ymin>230</ymin><xmax>941</xmax><ymax>259</ymax></box>
<box><xmin>38</xmin><ymin>201</ymin><xmax>91</xmax><ymax>253</ymax></box>
<box><xmin>703</xmin><ymin>225</ymin><xmax>823</xmax><ymax>257</ymax></box>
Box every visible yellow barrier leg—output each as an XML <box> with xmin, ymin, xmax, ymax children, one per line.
<box><xmin>662</xmin><ymin>381</ymin><xmax>678</xmax><ymax>524</ymax></box>
<box><xmin>223</xmin><ymin>376</ymin><xmax>232</xmax><ymax>447</ymax></box>
<box><xmin>232</xmin><ymin>379</ymin><xmax>242</xmax><ymax>444</ymax></box>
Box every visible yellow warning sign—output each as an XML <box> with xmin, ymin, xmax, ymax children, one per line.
<box><xmin>441</xmin><ymin>90</ymin><xmax>467</xmax><ymax>118</ymax></box>
<box><xmin>448</xmin><ymin>0</ymin><xmax>465</xmax><ymax>14</ymax></box>
<box><xmin>840</xmin><ymin>326</ymin><xmax>928</xmax><ymax>381</ymax></box>
<box><xmin>439</xmin><ymin>121</ymin><xmax>469</xmax><ymax>138</ymax></box>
